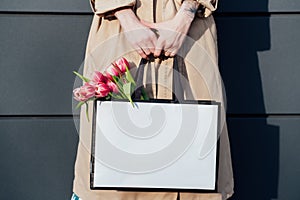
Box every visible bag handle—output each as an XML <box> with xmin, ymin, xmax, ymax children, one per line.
<box><xmin>133</xmin><ymin>56</ymin><xmax>184</xmax><ymax>102</ymax></box>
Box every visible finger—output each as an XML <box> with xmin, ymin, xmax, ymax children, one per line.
<box><xmin>149</xmin><ymin>46</ymin><xmax>155</xmax><ymax>54</ymax></box>
<box><xmin>163</xmin><ymin>42</ymin><xmax>173</xmax><ymax>51</ymax></box>
<box><xmin>154</xmin><ymin>47</ymin><xmax>163</xmax><ymax>57</ymax></box>
<box><xmin>134</xmin><ymin>45</ymin><xmax>148</xmax><ymax>59</ymax></box>
<box><xmin>145</xmin><ymin>35</ymin><xmax>157</xmax><ymax>54</ymax></box>
<box><xmin>154</xmin><ymin>40</ymin><xmax>164</xmax><ymax>57</ymax></box>
<box><xmin>170</xmin><ymin>48</ymin><xmax>178</xmax><ymax>57</ymax></box>
<box><xmin>170</xmin><ymin>51</ymin><xmax>177</xmax><ymax>57</ymax></box>
<box><xmin>164</xmin><ymin>50</ymin><xmax>171</xmax><ymax>57</ymax></box>
<box><xmin>141</xmin><ymin>47</ymin><xmax>151</xmax><ymax>56</ymax></box>
<box><xmin>148</xmin><ymin>40</ymin><xmax>156</xmax><ymax>54</ymax></box>
<box><xmin>163</xmin><ymin>42</ymin><xmax>174</xmax><ymax>57</ymax></box>
<box><xmin>139</xmin><ymin>50</ymin><xmax>148</xmax><ymax>59</ymax></box>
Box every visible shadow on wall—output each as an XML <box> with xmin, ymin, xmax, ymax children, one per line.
<box><xmin>216</xmin><ymin>0</ymin><xmax>280</xmax><ymax>200</ymax></box>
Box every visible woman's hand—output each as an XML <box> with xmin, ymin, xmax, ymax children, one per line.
<box><xmin>115</xmin><ymin>9</ymin><xmax>157</xmax><ymax>59</ymax></box>
<box><xmin>141</xmin><ymin>0</ymin><xmax>199</xmax><ymax>57</ymax></box>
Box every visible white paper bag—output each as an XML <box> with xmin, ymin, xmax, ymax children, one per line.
<box><xmin>91</xmin><ymin>100</ymin><xmax>219</xmax><ymax>191</ymax></box>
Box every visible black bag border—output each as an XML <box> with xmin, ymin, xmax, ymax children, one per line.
<box><xmin>90</xmin><ymin>98</ymin><xmax>221</xmax><ymax>193</ymax></box>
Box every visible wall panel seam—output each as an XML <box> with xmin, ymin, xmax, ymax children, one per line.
<box><xmin>0</xmin><ymin>114</ymin><xmax>299</xmax><ymax>119</ymax></box>
<box><xmin>1</xmin><ymin>11</ymin><xmax>300</xmax><ymax>16</ymax></box>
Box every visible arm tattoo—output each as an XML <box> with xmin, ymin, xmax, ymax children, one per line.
<box><xmin>179</xmin><ymin>0</ymin><xmax>200</xmax><ymax>19</ymax></box>
<box><xmin>186</xmin><ymin>7</ymin><xmax>198</xmax><ymax>14</ymax></box>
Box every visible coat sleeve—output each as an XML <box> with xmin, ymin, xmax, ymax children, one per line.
<box><xmin>195</xmin><ymin>0</ymin><xmax>218</xmax><ymax>18</ymax></box>
<box><xmin>89</xmin><ymin>0</ymin><xmax>136</xmax><ymax>17</ymax></box>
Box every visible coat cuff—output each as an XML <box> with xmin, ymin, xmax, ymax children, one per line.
<box><xmin>89</xmin><ymin>0</ymin><xmax>136</xmax><ymax>17</ymax></box>
<box><xmin>195</xmin><ymin>0</ymin><xmax>218</xmax><ymax>18</ymax></box>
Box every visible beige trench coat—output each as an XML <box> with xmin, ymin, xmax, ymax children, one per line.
<box><xmin>72</xmin><ymin>0</ymin><xmax>234</xmax><ymax>199</ymax></box>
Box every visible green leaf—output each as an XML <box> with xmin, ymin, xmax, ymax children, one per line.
<box><xmin>112</xmin><ymin>77</ymin><xmax>127</xmax><ymax>99</ymax></box>
<box><xmin>73</xmin><ymin>71</ymin><xmax>90</xmax><ymax>82</ymax></box>
<box><xmin>123</xmin><ymin>82</ymin><xmax>135</xmax><ymax>107</ymax></box>
<box><xmin>75</xmin><ymin>101</ymin><xmax>85</xmax><ymax>109</ymax></box>
<box><xmin>113</xmin><ymin>76</ymin><xmax>123</xmax><ymax>89</ymax></box>
<box><xmin>85</xmin><ymin>102</ymin><xmax>90</xmax><ymax>122</ymax></box>
<box><xmin>125</xmin><ymin>67</ymin><xmax>136</xmax><ymax>85</ymax></box>
<box><xmin>112</xmin><ymin>76</ymin><xmax>120</xmax><ymax>84</ymax></box>
<box><xmin>123</xmin><ymin>82</ymin><xmax>132</xmax><ymax>97</ymax></box>
<box><xmin>141</xmin><ymin>88</ymin><xmax>150</xmax><ymax>100</ymax></box>
<box><xmin>109</xmin><ymin>92</ymin><xmax>123</xmax><ymax>99</ymax></box>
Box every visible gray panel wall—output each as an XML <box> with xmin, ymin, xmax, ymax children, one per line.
<box><xmin>0</xmin><ymin>14</ymin><xmax>91</xmax><ymax>115</ymax></box>
<box><xmin>216</xmin><ymin>15</ymin><xmax>300</xmax><ymax>114</ymax></box>
<box><xmin>0</xmin><ymin>1</ymin><xmax>299</xmax><ymax>200</ymax></box>
<box><xmin>0</xmin><ymin>119</ymin><xmax>78</xmax><ymax>199</ymax></box>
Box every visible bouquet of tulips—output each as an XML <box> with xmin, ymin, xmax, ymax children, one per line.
<box><xmin>73</xmin><ymin>57</ymin><xmax>148</xmax><ymax>121</ymax></box>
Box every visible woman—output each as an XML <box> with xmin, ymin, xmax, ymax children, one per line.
<box><xmin>72</xmin><ymin>0</ymin><xmax>234</xmax><ymax>199</ymax></box>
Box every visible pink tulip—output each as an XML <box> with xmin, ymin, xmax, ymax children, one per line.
<box><xmin>107</xmin><ymin>80</ymin><xmax>119</xmax><ymax>93</ymax></box>
<box><xmin>73</xmin><ymin>88</ymin><xmax>82</xmax><ymax>101</ymax></box>
<box><xmin>114</xmin><ymin>57</ymin><xmax>130</xmax><ymax>74</ymax></box>
<box><xmin>105</xmin><ymin>64</ymin><xmax>120</xmax><ymax>80</ymax></box>
<box><xmin>104</xmin><ymin>71</ymin><xmax>113</xmax><ymax>81</ymax></box>
<box><xmin>95</xmin><ymin>82</ymin><xmax>110</xmax><ymax>98</ymax></box>
<box><xmin>73</xmin><ymin>82</ymin><xmax>95</xmax><ymax>101</ymax></box>
<box><xmin>92</xmin><ymin>71</ymin><xmax>107</xmax><ymax>84</ymax></box>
